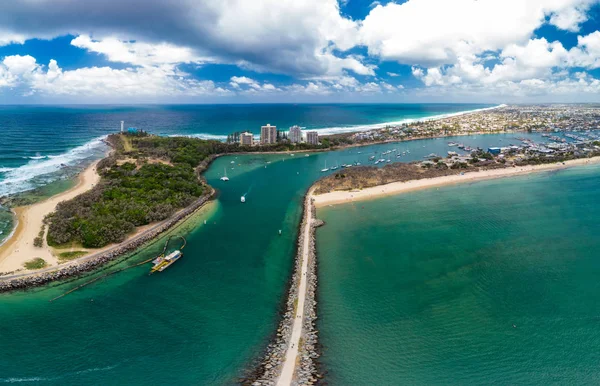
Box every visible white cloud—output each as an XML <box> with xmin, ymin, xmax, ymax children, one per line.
<box><xmin>0</xmin><ymin>56</ymin><xmax>230</xmax><ymax>99</ymax></box>
<box><xmin>0</xmin><ymin>0</ymin><xmax>369</xmax><ymax>78</ymax></box>
<box><xmin>1</xmin><ymin>0</ymin><xmax>599</xmax><ymax>102</ymax></box>
<box><xmin>568</xmin><ymin>31</ymin><xmax>600</xmax><ymax>69</ymax></box>
<box><xmin>71</xmin><ymin>35</ymin><xmax>209</xmax><ymax>68</ymax></box>
<box><xmin>230</xmin><ymin>76</ymin><xmax>257</xmax><ymax>86</ymax></box>
<box><xmin>359</xmin><ymin>0</ymin><xmax>596</xmax><ymax>67</ymax></box>
<box><xmin>229</xmin><ymin>76</ymin><xmax>280</xmax><ymax>92</ymax></box>
<box><xmin>548</xmin><ymin>1</ymin><xmax>595</xmax><ymax>31</ymax></box>
<box><xmin>0</xmin><ymin>55</ymin><xmax>39</xmax><ymax>87</ymax></box>
<box><xmin>380</xmin><ymin>82</ymin><xmax>395</xmax><ymax>91</ymax></box>
<box><xmin>0</xmin><ymin>30</ymin><xmax>26</xmax><ymax>46</ymax></box>
<box><xmin>412</xmin><ymin>30</ymin><xmax>600</xmax><ymax>89</ymax></box>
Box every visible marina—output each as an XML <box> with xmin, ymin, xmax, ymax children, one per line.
<box><xmin>2</xmin><ymin>105</ymin><xmax>600</xmax><ymax>385</ymax></box>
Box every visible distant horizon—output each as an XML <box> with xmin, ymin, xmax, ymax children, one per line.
<box><xmin>1</xmin><ymin>102</ymin><xmax>600</xmax><ymax>107</ymax></box>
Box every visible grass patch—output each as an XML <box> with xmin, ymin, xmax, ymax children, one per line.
<box><xmin>23</xmin><ymin>258</ymin><xmax>47</xmax><ymax>270</ymax></box>
<box><xmin>58</xmin><ymin>251</ymin><xmax>88</xmax><ymax>261</ymax></box>
<box><xmin>120</xmin><ymin>134</ymin><xmax>133</xmax><ymax>152</ymax></box>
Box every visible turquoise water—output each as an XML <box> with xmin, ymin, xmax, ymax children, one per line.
<box><xmin>0</xmin><ymin>133</ymin><xmax>541</xmax><ymax>384</ymax></box>
<box><xmin>0</xmin><ymin>104</ymin><xmax>492</xmax><ymax>198</ymax></box>
<box><xmin>316</xmin><ymin>164</ymin><xmax>600</xmax><ymax>384</ymax></box>
<box><xmin>0</xmin><ymin>104</ymin><xmax>492</xmax><ymax>241</ymax></box>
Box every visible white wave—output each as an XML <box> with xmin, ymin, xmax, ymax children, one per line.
<box><xmin>174</xmin><ymin>104</ymin><xmax>505</xmax><ymax>141</ymax></box>
<box><xmin>0</xmin><ymin>136</ymin><xmax>109</xmax><ymax>198</ymax></box>
<box><xmin>307</xmin><ymin>104</ymin><xmax>506</xmax><ymax>136</ymax></box>
<box><xmin>0</xmin><ymin>167</ymin><xmax>14</xmax><ymax>173</ymax></box>
<box><xmin>25</xmin><ymin>156</ymin><xmax>48</xmax><ymax>160</ymax></box>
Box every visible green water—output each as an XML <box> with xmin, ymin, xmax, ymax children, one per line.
<box><xmin>0</xmin><ymin>133</ymin><xmax>551</xmax><ymax>384</ymax></box>
<box><xmin>0</xmin><ymin>178</ymin><xmax>76</xmax><ymax>246</ymax></box>
<box><xmin>316</xmin><ymin>164</ymin><xmax>600</xmax><ymax>384</ymax></box>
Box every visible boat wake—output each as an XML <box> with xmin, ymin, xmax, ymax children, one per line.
<box><xmin>0</xmin><ymin>364</ymin><xmax>119</xmax><ymax>383</ymax></box>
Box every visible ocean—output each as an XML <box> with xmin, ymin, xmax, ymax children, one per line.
<box><xmin>316</xmin><ymin>164</ymin><xmax>600</xmax><ymax>384</ymax></box>
<box><xmin>0</xmin><ymin>103</ymin><xmax>580</xmax><ymax>384</ymax></box>
<box><xmin>0</xmin><ymin>103</ymin><xmax>493</xmax><ymax>244</ymax></box>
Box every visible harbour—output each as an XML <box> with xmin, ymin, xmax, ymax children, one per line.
<box><xmin>1</xmin><ymin>105</ymin><xmax>599</xmax><ymax>384</ymax></box>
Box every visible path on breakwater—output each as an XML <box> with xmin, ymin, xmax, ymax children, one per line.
<box><xmin>277</xmin><ymin>189</ymin><xmax>314</xmax><ymax>386</ymax></box>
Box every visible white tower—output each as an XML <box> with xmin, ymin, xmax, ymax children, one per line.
<box><xmin>120</xmin><ymin>121</ymin><xmax>124</xmax><ymax>132</ymax></box>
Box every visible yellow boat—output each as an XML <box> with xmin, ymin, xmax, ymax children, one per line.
<box><xmin>150</xmin><ymin>250</ymin><xmax>182</xmax><ymax>273</ymax></box>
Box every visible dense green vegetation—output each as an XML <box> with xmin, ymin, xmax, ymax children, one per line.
<box><xmin>58</xmin><ymin>251</ymin><xmax>88</xmax><ymax>261</ymax></box>
<box><xmin>47</xmin><ymin>134</ymin><xmax>208</xmax><ymax>249</ymax></box>
<box><xmin>23</xmin><ymin>258</ymin><xmax>47</xmax><ymax>270</ymax></box>
<box><xmin>46</xmin><ymin>132</ymin><xmax>333</xmax><ymax>249</ymax></box>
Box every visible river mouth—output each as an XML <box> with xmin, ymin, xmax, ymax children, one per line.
<box><xmin>0</xmin><ymin>132</ymin><xmax>556</xmax><ymax>384</ymax></box>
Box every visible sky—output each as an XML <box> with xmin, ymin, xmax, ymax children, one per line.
<box><xmin>0</xmin><ymin>0</ymin><xmax>600</xmax><ymax>104</ymax></box>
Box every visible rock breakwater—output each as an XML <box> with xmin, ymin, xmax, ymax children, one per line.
<box><xmin>244</xmin><ymin>195</ymin><xmax>323</xmax><ymax>386</ymax></box>
<box><xmin>0</xmin><ymin>191</ymin><xmax>214</xmax><ymax>292</ymax></box>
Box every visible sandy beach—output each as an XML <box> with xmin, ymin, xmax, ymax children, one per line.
<box><xmin>313</xmin><ymin>157</ymin><xmax>600</xmax><ymax>207</ymax></box>
<box><xmin>0</xmin><ymin>161</ymin><xmax>101</xmax><ymax>272</ymax></box>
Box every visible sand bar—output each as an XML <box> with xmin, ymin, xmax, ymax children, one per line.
<box><xmin>313</xmin><ymin>157</ymin><xmax>600</xmax><ymax>207</ymax></box>
<box><xmin>0</xmin><ymin>161</ymin><xmax>101</xmax><ymax>272</ymax></box>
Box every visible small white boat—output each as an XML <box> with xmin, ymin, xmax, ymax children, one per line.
<box><xmin>321</xmin><ymin>160</ymin><xmax>329</xmax><ymax>172</ymax></box>
<box><xmin>241</xmin><ymin>196</ymin><xmax>246</xmax><ymax>203</ymax></box>
<box><xmin>220</xmin><ymin>167</ymin><xmax>229</xmax><ymax>181</ymax></box>
<box><xmin>231</xmin><ymin>161</ymin><xmax>235</xmax><ymax>164</ymax></box>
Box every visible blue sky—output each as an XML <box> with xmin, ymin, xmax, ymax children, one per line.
<box><xmin>0</xmin><ymin>0</ymin><xmax>599</xmax><ymax>104</ymax></box>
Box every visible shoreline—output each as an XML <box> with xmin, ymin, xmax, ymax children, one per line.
<box><xmin>0</xmin><ymin>160</ymin><xmax>102</xmax><ymax>272</ymax></box>
<box><xmin>312</xmin><ymin>103</ymin><xmax>505</xmax><ymax>136</ymax></box>
<box><xmin>176</xmin><ymin>104</ymin><xmax>505</xmax><ymax>139</ymax></box>
<box><xmin>0</xmin><ymin>153</ymin><xmax>220</xmax><ymax>291</ymax></box>
<box><xmin>313</xmin><ymin>156</ymin><xmax>600</xmax><ymax>207</ymax></box>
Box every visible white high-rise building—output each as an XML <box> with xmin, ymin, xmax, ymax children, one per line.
<box><xmin>306</xmin><ymin>131</ymin><xmax>319</xmax><ymax>145</ymax></box>
<box><xmin>260</xmin><ymin>124</ymin><xmax>277</xmax><ymax>144</ymax></box>
<box><xmin>239</xmin><ymin>132</ymin><xmax>254</xmax><ymax>145</ymax></box>
<box><xmin>289</xmin><ymin>125</ymin><xmax>302</xmax><ymax>143</ymax></box>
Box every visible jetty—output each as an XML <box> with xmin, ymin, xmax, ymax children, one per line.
<box><xmin>247</xmin><ymin>189</ymin><xmax>323</xmax><ymax>385</ymax></box>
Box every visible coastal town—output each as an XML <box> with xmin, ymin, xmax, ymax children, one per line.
<box><xmin>227</xmin><ymin>124</ymin><xmax>320</xmax><ymax>146</ymax></box>
<box><xmin>342</xmin><ymin>105</ymin><xmax>600</xmax><ymax>143</ymax></box>
<box><xmin>223</xmin><ymin>106</ymin><xmax>600</xmax><ymax>166</ymax></box>
<box><xmin>3</xmin><ymin>104</ymin><xmax>600</xmax><ymax>386</ymax></box>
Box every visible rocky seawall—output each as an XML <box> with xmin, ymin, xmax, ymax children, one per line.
<box><xmin>244</xmin><ymin>196</ymin><xmax>323</xmax><ymax>386</ymax></box>
<box><xmin>0</xmin><ymin>191</ymin><xmax>214</xmax><ymax>292</ymax></box>
<box><xmin>296</xmin><ymin>204</ymin><xmax>323</xmax><ymax>385</ymax></box>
